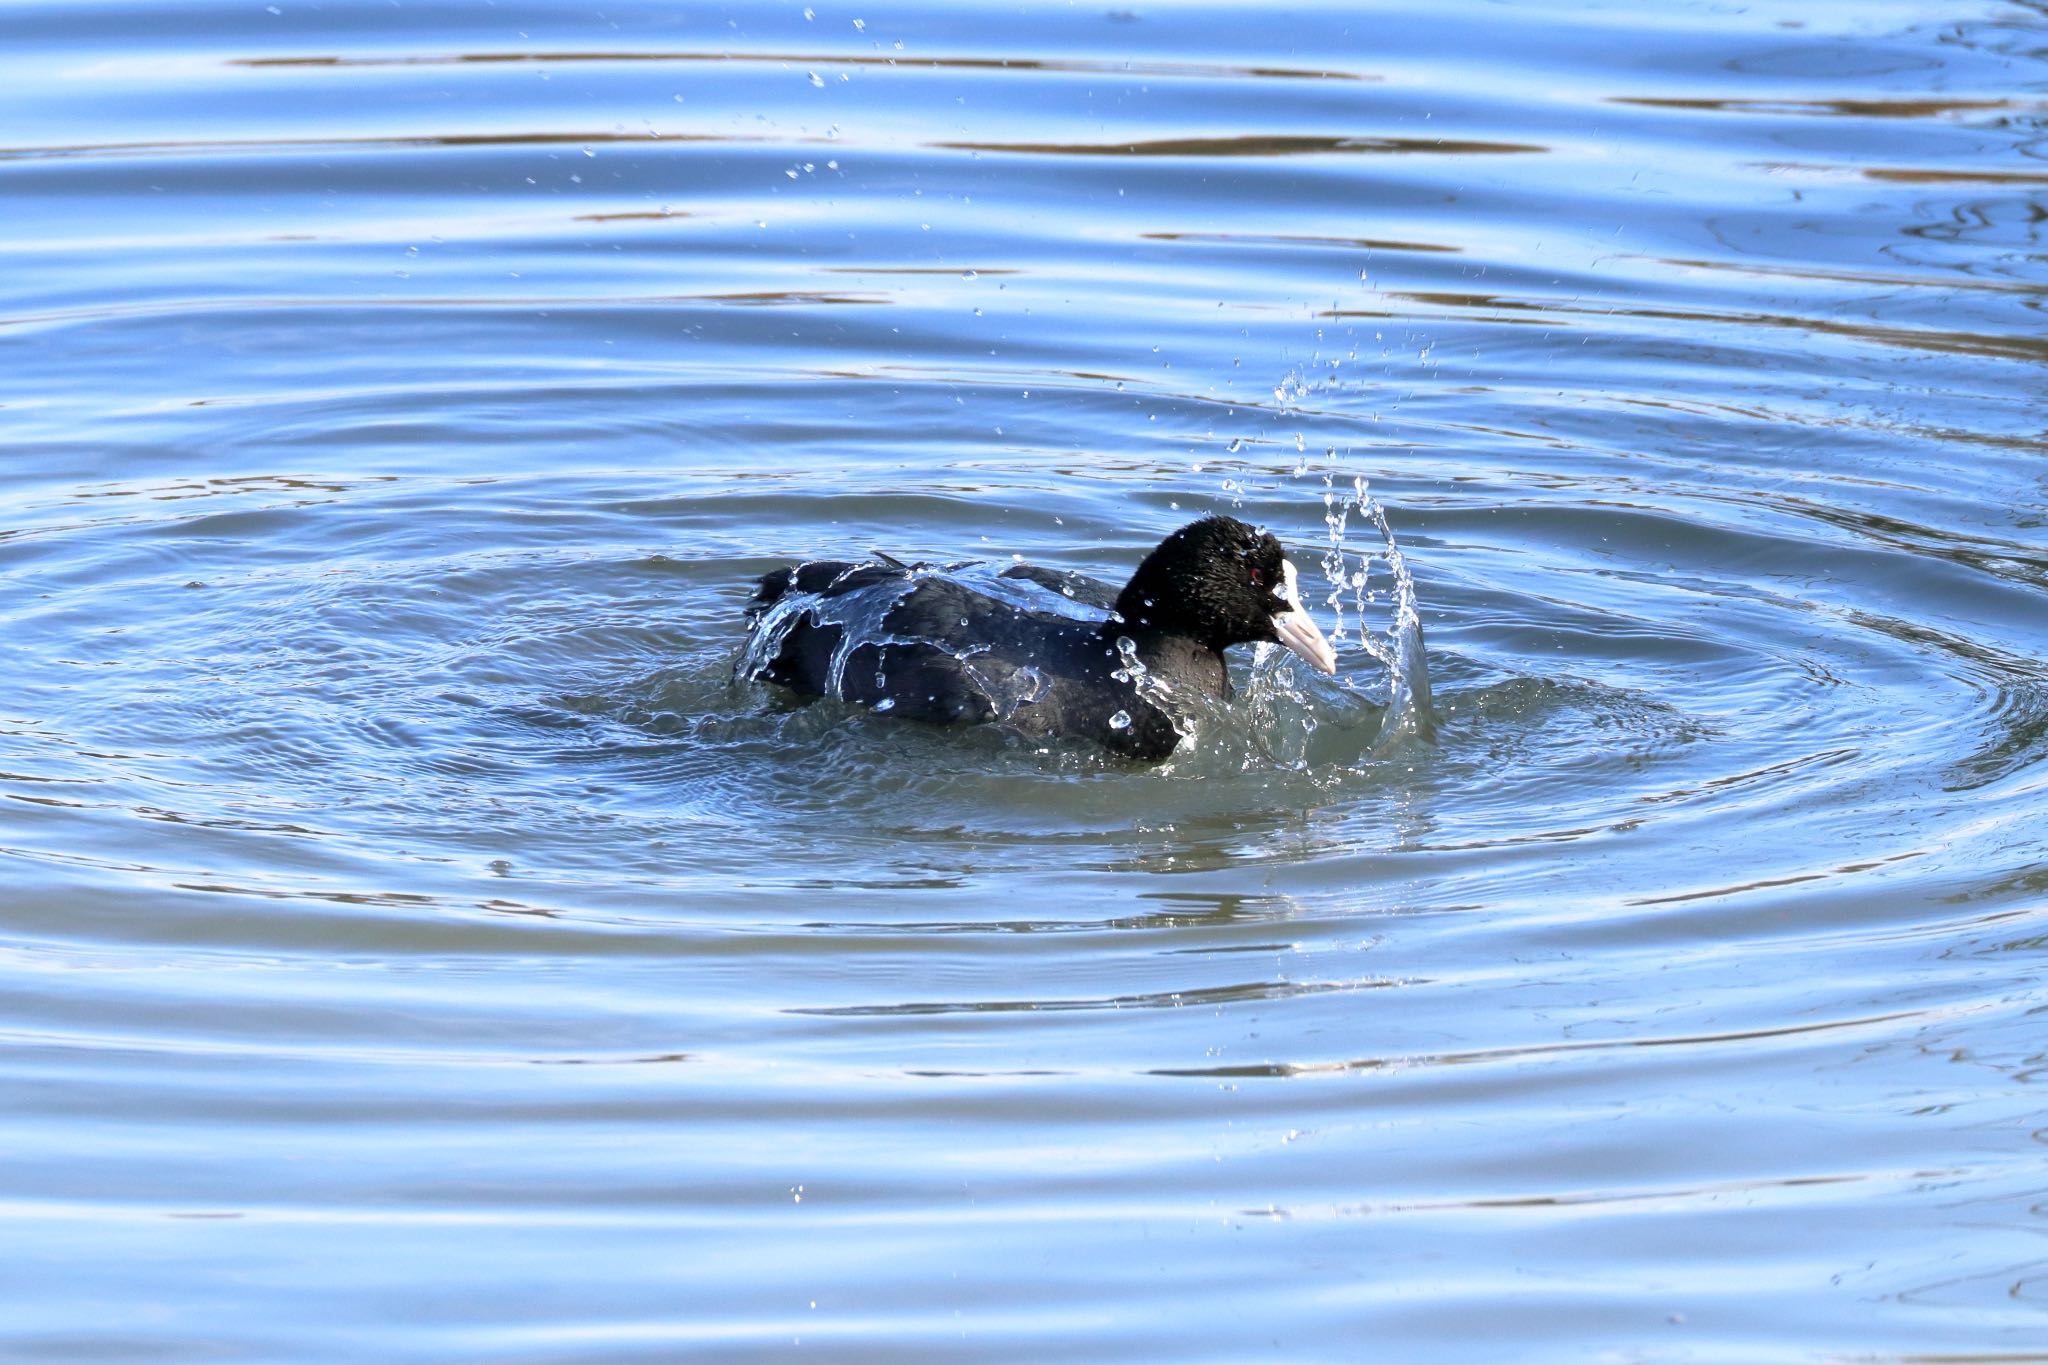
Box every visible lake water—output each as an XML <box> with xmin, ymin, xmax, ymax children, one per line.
<box><xmin>5</xmin><ymin>0</ymin><xmax>2047</xmax><ymax>1358</ymax></box>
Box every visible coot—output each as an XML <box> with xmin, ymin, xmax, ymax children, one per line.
<box><xmin>740</xmin><ymin>515</ymin><xmax>1337</xmax><ymax>760</ymax></box>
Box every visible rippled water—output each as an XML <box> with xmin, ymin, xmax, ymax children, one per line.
<box><xmin>6</xmin><ymin>0</ymin><xmax>2047</xmax><ymax>1357</ymax></box>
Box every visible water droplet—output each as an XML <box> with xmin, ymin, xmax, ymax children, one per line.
<box><xmin>802</xmin><ymin>6</ymin><xmax>815</xmax><ymax>17</ymax></box>
<box><xmin>1108</xmin><ymin>710</ymin><xmax>1132</xmax><ymax>731</ymax></box>
<box><xmin>874</xmin><ymin>698</ymin><xmax>895</xmax><ymax>712</ymax></box>
<box><xmin>1227</xmin><ymin>437</ymin><xmax>1243</xmax><ymax>453</ymax></box>
<box><xmin>853</xmin><ymin>17</ymin><xmax>866</xmax><ymax>29</ymax></box>
<box><xmin>808</xmin><ymin>71</ymin><xmax>825</xmax><ymax>87</ymax></box>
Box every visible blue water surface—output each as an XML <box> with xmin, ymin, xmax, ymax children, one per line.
<box><xmin>3</xmin><ymin>0</ymin><xmax>2046</xmax><ymax>1359</ymax></box>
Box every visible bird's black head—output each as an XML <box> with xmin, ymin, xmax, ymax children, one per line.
<box><xmin>1113</xmin><ymin>515</ymin><xmax>1337</xmax><ymax>672</ymax></box>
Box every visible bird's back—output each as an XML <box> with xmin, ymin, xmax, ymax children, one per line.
<box><xmin>743</xmin><ymin>559</ymin><xmax>1189</xmax><ymax>757</ymax></box>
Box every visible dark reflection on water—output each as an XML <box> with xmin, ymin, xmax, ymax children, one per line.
<box><xmin>1613</xmin><ymin>95</ymin><xmax>2036</xmax><ymax>116</ymax></box>
<box><xmin>937</xmin><ymin>134</ymin><xmax>1549</xmax><ymax>157</ymax></box>
<box><xmin>236</xmin><ymin>49</ymin><xmax>1371</xmax><ymax>83</ymax></box>
<box><xmin>3</xmin><ymin>0</ymin><xmax>2048</xmax><ymax>1359</ymax></box>
<box><xmin>1330</xmin><ymin>292</ymin><xmax>2048</xmax><ymax>362</ymax></box>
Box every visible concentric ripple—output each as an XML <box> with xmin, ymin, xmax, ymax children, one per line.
<box><xmin>3</xmin><ymin>0</ymin><xmax>2046</xmax><ymax>1360</ymax></box>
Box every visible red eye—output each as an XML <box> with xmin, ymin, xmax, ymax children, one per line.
<box><xmin>1248</xmin><ymin>567</ymin><xmax>1265</xmax><ymax>587</ymax></box>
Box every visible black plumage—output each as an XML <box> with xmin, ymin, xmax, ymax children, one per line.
<box><xmin>741</xmin><ymin>515</ymin><xmax>1336</xmax><ymax>761</ymax></box>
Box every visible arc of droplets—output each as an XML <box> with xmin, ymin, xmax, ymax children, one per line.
<box><xmin>1319</xmin><ymin>477</ymin><xmax>1357</xmax><ymax>646</ymax></box>
<box><xmin>1319</xmin><ymin>474</ymin><xmax>1435</xmax><ymax>741</ymax></box>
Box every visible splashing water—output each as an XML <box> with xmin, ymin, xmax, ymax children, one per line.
<box><xmin>1109</xmin><ymin>632</ymin><xmax>1200</xmax><ymax>750</ymax></box>
<box><xmin>740</xmin><ymin>498</ymin><xmax>1431</xmax><ymax>769</ymax></box>
<box><xmin>737</xmin><ymin>564</ymin><xmax>929</xmax><ymax>698</ymax></box>
<box><xmin>962</xmin><ymin>658</ymin><xmax>1050</xmax><ymax>723</ymax></box>
<box><xmin>1320</xmin><ymin>475</ymin><xmax>1435</xmax><ymax>742</ymax></box>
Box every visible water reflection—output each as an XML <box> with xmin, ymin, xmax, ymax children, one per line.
<box><xmin>233</xmin><ymin>49</ymin><xmax>1370</xmax><ymax>83</ymax></box>
<box><xmin>3</xmin><ymin>0</ymin><xmax>2047</xmax><ymax>1358</ymax></box>
<box><xmin>1143</xmin><ymin>230</ymin><xmax>1463</xmax><ymax>253</ymax></box>
<box><xmin>1150</xmin><ymin>1009</ymin><xmax>1932</xmax><ymax>1079</ymax></box>
<box><xmin>939</xmin><ymin>134</ymin><xmax>1546</xmax><ymax>157</ymax></box>
<box><xmin>1320</xmin><ymin>292</ymin><xmax>2048</xmax><ymax>363</ymax></box>
<box><xmin>1612</xmin><ymin>96</ymin><xmax>2035</xmax><ymax>118</ymax></box>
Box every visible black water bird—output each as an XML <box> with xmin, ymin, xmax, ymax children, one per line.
<box><xmin>741</xmin><ymin>515</ymin><xmax>1337</xmax><ymax>760</ymax></box>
